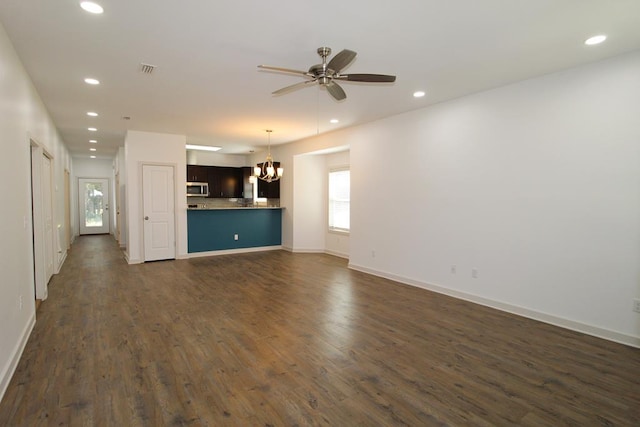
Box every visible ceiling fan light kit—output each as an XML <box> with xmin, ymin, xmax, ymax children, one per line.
<box><xmin>258</xmin><ymin>47</ymin><xmax>396</xmax><ymax>101</ymax></box>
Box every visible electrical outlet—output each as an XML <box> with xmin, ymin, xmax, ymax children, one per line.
<box><xmin>234</xmin><ymin>234</ymin><xmax>239</xmax><ymax>241</ymax></box>
<box><xmin>633</xmin><ymin>299</ymin><xmax>640</xmax><ymax>313</ymax></box>
<box><xmin>451</xmin><ymin>265</ymin><xmax>457</xmax><ymax>274</ymax></box>
<box><xmin>472</xmin><ymin>268</ymin><xmax>478</xmax><ymax>279</ymax></box>
<box><xmin>371</xmin><ymin>250</ymin><xmax>376</xmax><ymax>258</ymax></box>
<box><xmin>19</xmin><ymin>295</ymin><xmax>23</xmax><ymax>310</ymax></box>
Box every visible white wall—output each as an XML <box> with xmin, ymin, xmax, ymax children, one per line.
<box><xmin>290</xmin><ymin>154</ymin><xmax>325</xmax><ymax>252</ymax></box>
<box><xmin>186</xmin><ymin>150</ymin><xmax>248</xmax><ymax>167</ymax></box>
<box><xmin>325</xmin><ymin>151</ymin><xmax>350</xmax><ymax>258</ymax></box>
<box><xmin>347</xmin><ymin>52</ymin><xmax>640</xmax><ymax>346</ymax></box>
<box><xmin>274</xmin><ymin>51</ymin><xmax>640</xmax><ymax>346</ymax></box>
<box><xmin>73</xmin><ymin>157</ymin><xmax>114</xmax><ymax>178</ymax></box>
<box><xmin>124</xmin><ymin>130</ymin><xmax>187</xmax><ymax>264</ymax></box>
<box><xmin>72</xmin><ymin>158</ymin><xmax>115</xmax><ymax>237</ymax></box>
<box><xmin>0</xmin><ymin>23</ymin><xmax>71</xmax><ymax>400</ymax></box>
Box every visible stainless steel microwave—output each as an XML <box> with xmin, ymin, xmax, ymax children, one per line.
<box><xmin>186</xmin><ymin>182</ymin><xmax>209</xmax><ymax>197</ymax></box>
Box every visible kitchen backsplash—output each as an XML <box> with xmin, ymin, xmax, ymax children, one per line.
<box><xmin>187</xmin><ymin>197</ymin><xmax>280</xmax><ymax>208</ymax></box>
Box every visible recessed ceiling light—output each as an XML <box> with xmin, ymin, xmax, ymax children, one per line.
<box><xmin>87</xmin><ymin>111</ymin><xmax>98</xmax><ymax>117</ymax></box>
<box><xmin>88</xmin><ymin>127</ymin><xmax>97</xmax><ymax>131</ymax></box>
<box><xmin>185</xmin><ymin>144</ymin><xmax>222</xmax><ymax>152</ymax></box>
<box><xmin>80</xmin><ymin>2</ymin><xmax>104</xmax><ymax>14</ymax></box>
<box><xmin>84</xmin><ymin>78</ymin><xmax>100</xmax><ymax>85</ymax></box>
<box><xmin>413</xmin><ymin>91</ymin><xmax>426</xmax><ymax>98</ymax></box>
<box><xmin>89</xmin><ymin>139</ymin><xmax>97</xmax><ymax>143</ymax></box>
<box><xmin>329</xmin><ymin>119</ymin><xmax>339</xmax><ymax>124</ymax></box>
<box><xmin>90</xmin><ymin>155</ymin><xmax>96</xmax><ymax>159</ymax></box>
<box><xmin>585</xmin><ymin>35</ymin><xmax>607</xmax><ymax>45</ymax></box>
<box><xmin>90</xmin><ymin>148</ymin><xmax>97</xmax><ymax>152</ymax></box>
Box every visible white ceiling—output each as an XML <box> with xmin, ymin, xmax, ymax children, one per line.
<box><xmin>1</xmin><ymin>1</ymin><xmax>639</xmax><ymax>159</ymax></box>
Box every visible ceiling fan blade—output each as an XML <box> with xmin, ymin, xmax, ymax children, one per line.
<box><xmin>326</xmin><ymin>82</ymin><xmax>346</xmax><ymax>101</ymax></box>
<box><xmin>258</xmin><ymin>65</ymin><xmax>310</xmax><ymax>76</ymax></box>
<box><xmin>337</xmin><ymin>73</ymin><xmax>397</xmax><ymax>83</ymax></box>
<box><xmin>272</xmin><ymin>79</ymin><xmax>316</xmax><ymax>95</ymax></box>
<box><xmin>327</xmin><ymin>49</ymin><xmax>357</xmax><ymax>73</ymax></box>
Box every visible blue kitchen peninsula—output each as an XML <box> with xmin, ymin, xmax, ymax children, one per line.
<box><xmin>187</xmin><ymin>207</ymin><xmax>282</xmax><ymax>253</ymax></box>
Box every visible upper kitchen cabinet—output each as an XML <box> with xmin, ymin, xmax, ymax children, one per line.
<box><xmin>207</xmin><ymin>166</ymin><xmax>243</xmax><ymax>198</ymax></box>
<box><xmin>187</xmin><ymin>165</ymin><xmax>208</xmax><ymax>182</ymax></box>
<box><xmin>257</xmin><ymin>179</ymin><xmax>280</xmax><ymax>198</ymax></box>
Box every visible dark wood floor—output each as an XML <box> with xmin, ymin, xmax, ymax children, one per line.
<box><xmin>1</xmin><ymin>235</ymin><xmax>639</xmax><ymax>426</ymax></box>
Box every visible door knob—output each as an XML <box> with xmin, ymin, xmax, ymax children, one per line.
<box><xmin>144</xmin><ymin>216</ymin><xmax>149</xmax><ymax>220</ymax></box>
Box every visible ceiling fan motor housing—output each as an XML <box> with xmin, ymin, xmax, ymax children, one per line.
<box><xmin>309</xmin><ymin>64</ymin><xmax>331</xmax><ymax>85</ymax></box>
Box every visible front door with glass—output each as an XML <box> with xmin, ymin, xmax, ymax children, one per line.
<box><xmin>79</xmin><ymin>178</ymin><xmax>110</xmax><ymax>235</ymax></box>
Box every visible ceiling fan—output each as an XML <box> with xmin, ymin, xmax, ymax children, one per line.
<box><xmin>258</xmin><ymin>47</ymin><xmax>396</xmax><ymax>101</ymax></box>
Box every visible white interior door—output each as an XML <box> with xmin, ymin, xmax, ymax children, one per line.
<box><xmin>42</xmin><ymin>154</ymin><xmax>55</xmax><ymax>285</ymax></box>
<box><xmin>142</xmin><ymin>165</ymin><xmax>175</xmax><ymax>261</ymax></box>
<box><xmin>79</xmin><ymin>178</ymin><xmax>110</xmax><ymax>235</ymax></box>
<box><xmin>30</xmin><ymin>144</ymin><xmax>55</xmax><ymax>300</ymax></box>
<box><xmin>115</xmin><ymin>172</ymin><xmax>121</xmax><ymax>244</ymax></box>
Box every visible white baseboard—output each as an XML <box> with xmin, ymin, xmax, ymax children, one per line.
<box><xmin>291</xmin><ymin>248</ymin><xmax>325</xmax><ymax>254</ymax></box>
<box><xmin>55</xmin><ymin>250</ymin><xmax>67</xmax><ymax>274</ymax></box>
<box><xmin>325</xmin><ymin>249</ymin><xmax>349</xmax><ymax>259</ymax></box>
<box><xmin>124</xmin><ymin>252</ymin><xmax>143</xmax><ymax>265</ymax></box>
<box><xmin>182</xmin><ymin>245</ymin><xmax>282</xmax><ymax>259</ymax></box>
<box><xmin>281</xmin><ymin>246</ymin><xmax>348</xmax><ymax>259</ymax></box>
<box><xmin>348</xmin><ymin>262</ymin><xmax>640</xmax><ymax>349</ymax></box>
<box><xmin>0</xmin><ymin>312</ymin><xmax>36</xmax><ymax>403</ymax></box>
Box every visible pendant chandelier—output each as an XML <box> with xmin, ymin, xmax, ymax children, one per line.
<box><xmin>254</xmin><ymin>129</ymin><xmax>283</xmax><ymax>182</ymax></box>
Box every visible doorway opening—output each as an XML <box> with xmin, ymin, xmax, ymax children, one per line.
<box><xmin>78</xmin><ymin>178</ymin><xmax>110</xmax><ymax>235</ymax></box>
<box><xmin>30</xmin><ymin>141</ymin><xmax>55</xmax><ymax>302</ymax></box>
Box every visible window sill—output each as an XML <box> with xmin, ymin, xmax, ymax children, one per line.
<box><xmin>328</xmin><ymin>228</ymin><xmax>350</xmax><ymax>236</ymax></box>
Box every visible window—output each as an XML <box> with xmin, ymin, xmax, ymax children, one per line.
<box><xmin>328</xmin><ymin>169</ymin><xmax>350</xmax><ymax>232</ymax></box>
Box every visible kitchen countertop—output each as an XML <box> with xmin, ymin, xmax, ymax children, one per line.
<box><xmin>187</xmin><ymin>206</ymin><xmax>283</xmax><ymax>210</ymax></box>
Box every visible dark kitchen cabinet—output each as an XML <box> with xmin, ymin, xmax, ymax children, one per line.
<box><xmin>257</xmin><ymin>180</ymin><xmax>280</xmax><ymax>198</ymax></box>
<box><xmin>207</xmin><ymin>166</ymin><xmax>243</xmax><ymax>198</ymax></box>
<box><xmin>256</xmin><ymin>162</ymin><xmax>280</xmax><ymax>198</ymax></box>
<box><xmin>188</xmin><ymin>164</ymin><xmax>273</xmax><ymax>198</ymax></box>
<box><xmin>186</xmin><ymin>165</ymin><xmax>208</xmax><ymax>182</ymax></box>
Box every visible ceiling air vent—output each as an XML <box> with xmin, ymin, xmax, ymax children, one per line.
<box><xmin>139</xmin><ymin>63</ymin><xmax>156</xmax><ymax>74</ymax></box>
